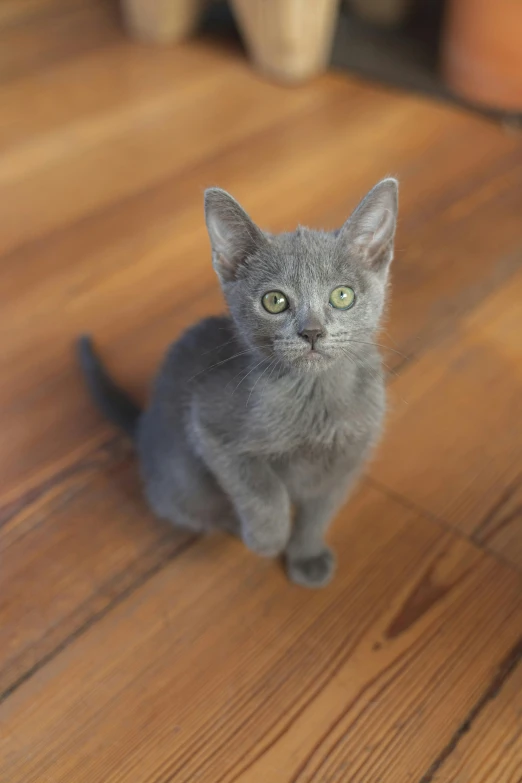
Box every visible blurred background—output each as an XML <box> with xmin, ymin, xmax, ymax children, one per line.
<box><xmin>1</xmin><ymin>2</ymin><xmax>521</xmax><ymax>782</ymax></box>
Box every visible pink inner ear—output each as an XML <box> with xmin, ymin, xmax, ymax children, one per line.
<box><xmin>216</xmin><ymin>252</ymin><xmax>237</xmax><ymax>282</ymax></box>
<box><xmin>338</xmin><ymin>181</ymin><xmax>398</xmax><ymax>271</ymax></box>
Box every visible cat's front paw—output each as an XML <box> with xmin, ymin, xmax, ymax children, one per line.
<box><xmin>287</xmin><ymin>548</ymin><xmax>336</xmax><ymax>588</ymax></box>
<box><xmin>242</xmin><ymin>523</ymin><xmax>290</xmax><ymax>559</ymax></box>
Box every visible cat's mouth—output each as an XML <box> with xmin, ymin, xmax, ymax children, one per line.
<box><xmin>283</xmin><ymin>346</ymin><xmax>331</xmax><ymax>371</ymax></box>
<box><xmin>271</xmin><ymin>339</ymin><xmax>335</xmax><ymax>371</ymax></box>
<box><xmin>302</xmin><ymin>349</ymin><xmax>324</xmax><ymax>361</ymax></box>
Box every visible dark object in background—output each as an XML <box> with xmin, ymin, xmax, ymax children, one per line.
<box><xmin>333</xmin><ymin>1</ymin><xmax>521</xmax><ymax>120</ymax></box>
<box><xmin>332</xmin><ymin>1</ymin><xmax>445</xmax><ymax>105</ymax></box>
<box><xmin>346</xmin><ymin>0</ymin><xmax>414</xmax><ymax>27</ymax></box>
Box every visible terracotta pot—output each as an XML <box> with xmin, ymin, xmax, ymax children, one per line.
<box><xmin>442</xmin><ymin>0</ymin><xmax>522</xmax><ymax>112</ymax></box>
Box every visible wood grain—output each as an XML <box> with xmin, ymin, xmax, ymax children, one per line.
<box><xmin>433</xmin><ymin>660</ymin><xmax>522</xmax><ymax>783</ymax></box>
<box><xmin>1</xmin><ymin>45</ymin><xmax>332</xmax><ymax>254</ymax></box>
<box><xmin>0</xmin><ymin>0</ymin><xmax>89</xmax><ymax>29</ymax></box>
<box><xmin>0</xmin><ymin>439</ymin><xmax>194</xmax><ymax>698</ymax></box>
<box><xmin>1</xmin><ymin>484</ymin><xmax>521</xmax><ymax>782</ymax></box>
<box><xmin>0</xmin><ymin>2</ymin><xmax>120</xmax><ymax>87</ymax></box>
<box><xmin>371</xmin><ymin>266</ymin><xmax>522</xmax><ymax>567</ymax></box>
<box><xmin>473</xmin><ymin>478</ymin><xmax>522</xmax><ymax>570</ymax></box>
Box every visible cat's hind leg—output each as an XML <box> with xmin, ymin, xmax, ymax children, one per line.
<box><xmin>143</xmin><ymin>453</ymin><xmax>239</xmax><ymax>536</ymax></box>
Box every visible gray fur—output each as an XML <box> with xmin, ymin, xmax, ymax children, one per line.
<box><xmin>79</xmin><ymin>178</ymin><xmax>398</xmax><ymax>587</ymax></box>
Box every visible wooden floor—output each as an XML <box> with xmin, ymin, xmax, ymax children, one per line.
<box><xmin>1</xmin><ymin>6</ymin><xmax>522</xmax><ymax>782</ymax></box>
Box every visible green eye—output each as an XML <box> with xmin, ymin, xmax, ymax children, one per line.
<box><xmin>329</xmin><ymin>286</ymin><xmax>355</xmax><ymax>310</ymax></box>
<box><xmin>262</xmin><ymin>291</ymin><xmax>289</xmax><ymax>314</ymax></box>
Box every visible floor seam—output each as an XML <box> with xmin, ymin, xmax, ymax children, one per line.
<box><xmin>385</xmin><ymin>243</ymin><xmax>522</xmax><ymax>378</ymax></box>
<box><xmin>416</xmin><ymin>635</ymin><xmax>522</xmax><ymax>783</ymax></box>
<box><xmin>0</xmin><ymin>534</ymin><xmax>197</xmax><ymax>706</ymax></box>
<box><xmin>365</xmin><ymin>476</ymin><xmax>522</xmax><ymax>577</ymax></box>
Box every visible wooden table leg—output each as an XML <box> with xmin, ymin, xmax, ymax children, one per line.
<box><xmin>231</xmin><ymin>0</ymin><xmax>341</xmax><ymax>84</ymax></box>
<box><xmin>121</xmin><ymin>0</ymin><xmax>203</xmax><ymax>44</ymax></box>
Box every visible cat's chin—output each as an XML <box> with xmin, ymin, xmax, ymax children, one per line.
<box><xmin>287</xmin><ymin>350</ymin><xmax>330</xmax><ymax>374</ymax></box>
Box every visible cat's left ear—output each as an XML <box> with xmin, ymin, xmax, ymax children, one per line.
<box><xmin>338</xmin><ymin>178</ymin><xmax>398</xmax><ymax>273</ymax></box>
<box><xmin>204</xmin><ymin>188</ymin><xmax>267</xmax><ymax>283</ymax></box>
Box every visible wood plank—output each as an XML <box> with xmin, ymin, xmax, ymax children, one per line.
<box><xmin>386</xmin><ymin>150</ymin><xmax>522</xmax><ymax>368</ymax></box>
<box><xmin>0</xmin><ymin>484</ymin><xmax>520</xmax><ymax>782</ymax></box>
<box><xmin>429</xmin><ymin>656</ymin><xmax>522</xmax><ymax>783</ymax></box>
<box><xmin>0</xmin><ymin>38</ymin><xmax>242</xmax><ymax>152</ymax></box>
<box><xmin>1</xmin><ymin>53</ymin><xmax>521</xmax><ymax>508</ymax></box>
<box><xmin>371</xmin><ymin>266</ymin><xmax>522</xmax><ymax>568</ymax></box>
<box><xmin>0</xmin><ymin>1</ymin><xmax>121</xmax><ymax>85</ymax></box>
<box><xmin>473</xmin><ymin>479</ymin><xmax>522</xmax><ymax>571</ymax></box>
<box><xmin>0</xmin><ymin>42</ymin><xmax>346</xmax><ymax>256</ymax></box>
<box><xmin>0</xmin><ymin>438</ymin><xmax>193</xmax><ymax>698</ymax></box>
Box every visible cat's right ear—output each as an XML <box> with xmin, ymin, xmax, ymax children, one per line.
<box><xmin>204</xmin><ymin>188</ymin><xmax>267</xmax><ymax>283</ymax></box>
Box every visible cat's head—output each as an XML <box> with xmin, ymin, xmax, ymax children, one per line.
<box><xmin>204</xmin><ymin>179</ymin><xmax>398</xmax><ymax>373</ymax></box>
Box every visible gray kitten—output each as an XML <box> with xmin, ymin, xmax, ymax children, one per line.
<box><xmin>78</xmin><ymin>178</ymin><xmax>398</xmax><ymax>588</ymax></box>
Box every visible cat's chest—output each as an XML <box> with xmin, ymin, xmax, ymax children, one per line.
<box><xmin>264</xmin><ymin>401</ymin><xmax>375</xmax><ymax>497</ymax></box>
<box><xmin>246</xmin><ymin>375</ymin><xmax>383</xmax><ymax>455</ymax></box>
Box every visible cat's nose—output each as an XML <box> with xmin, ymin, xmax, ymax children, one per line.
<box><xmin>299</xmin><ymin>327</ymin><xmax>323</xmax><ymax>349</ymax></box>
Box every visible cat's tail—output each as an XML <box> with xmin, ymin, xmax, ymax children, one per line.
<box><xmin>77</xmin><ymin>336</ymin><xmax>141</xmax><ymax>440</ymax></box>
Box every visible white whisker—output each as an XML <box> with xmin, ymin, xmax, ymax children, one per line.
<box><xmin>188</xmin><ymin>349</ymin><xmax>252</xmax><ymax>381</ymax></box>
<box><xmin>246</xmin><ymin>356</ymin><xmax>276</xmax><ymax>407</ymax></box>
<box><xmin>230</xmin><ymin>357</ymin><xmax>270</xmax><ymax>397</ymax></box>
<box><xmin>330</xmin><ymin>336</ymin><xmax>407</xmax><ymax>358</ymax></box>
<box><xmin>201</xmin><ymin>337</ymin><xmax>237</xmax><ymax>355</ymax></box>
